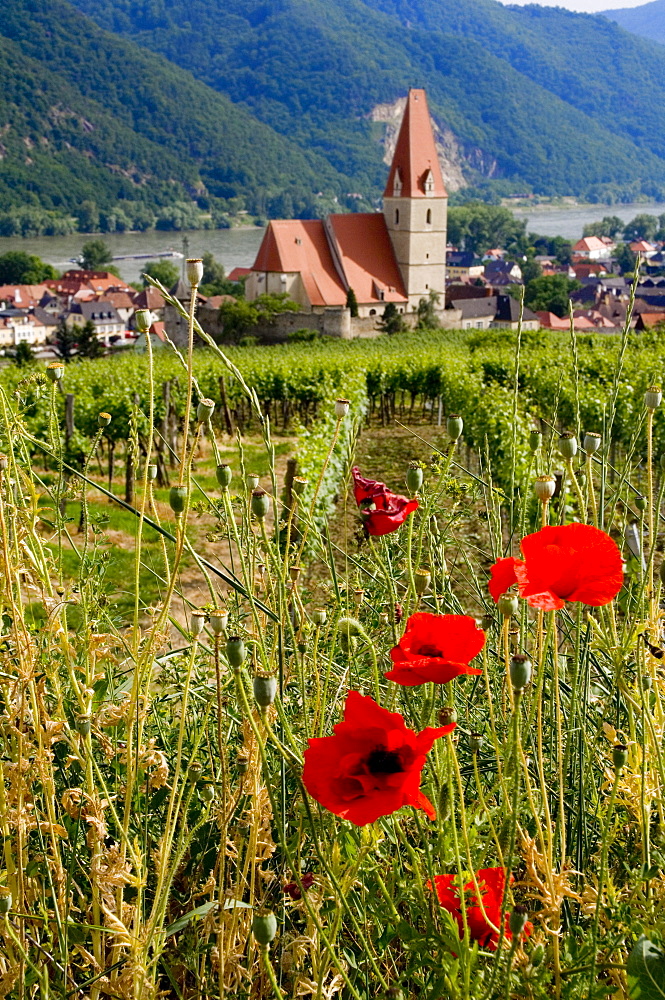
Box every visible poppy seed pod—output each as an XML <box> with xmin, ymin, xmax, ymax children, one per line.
<box><xmin>414</xmin><ymin>569</ymin><xmax>431</xmax><ymax>594</ymax></box>
<box><xmin>146</xmin><ymin>464</ymin><xmax>158</xmax><ymax>481</ymax></box>
<box><xmin>645</xmin><ymin>385</ymin><xmax>662</xmax><ymax>410</ymax></box>
<box><xmin>186</xmin><ymin>258</ymin><xmax>204</xmax><ymax>287</ymax></box>
<box><xmin>528</xmin><ymin>429</ymin><xmax>542</xmax><ymax>452</ymax></box>
<box><xmin>216</xmin><ymin>464</ymin><xmax>232</xmax><ymax>488</ymax></box>
<box><xmin>253</xmin><ymin>675</ymin><xmax>277</xmax><ymax>708</ymax></box>
<box><xmin>406</xmin><ymin>462</ymin><xmax>424</xmax><ymax>493</ymax></box>
<box><xmin>169</xmin><ymin>485</ymin><xmax>188</xmax><ymax>514</ymax></box>
<box><xmin>613</xmin><ymin>743</ymin><xmax>628</xmax><ymax>769</ymax></box>
<box><xmin>534</xmin><ymin>475</ymin><xmax>556</xmax><ymax>502</ymax></box>
<box><xmin>200</xmin><ymin>784</ymin><xmax>215</xmax><ymax>803</ymax></box>
<box><xmin>469</xmin><ymin>731</ymin><xmax>484</xmax><ymax>753</ymax></box>
<box><xmin>509</xmin><ymin>905</ymin><xmax>529</xmax><ymax>936</ymax></box>
<box><xmin>642</xmin><ymin>674</ymin><xmax>653</xmax><ymax>691</ymax></box>
<box><xmin>246</xmin><ymin>473</ymin><xmax>259</xmax><ymax>491</ymax></box>
<box><xmin>353</xmin><ymin>587</ymin><xmax>364</xmax><ymax>606</ymax></box>
<box><xmin>0</xmin><ymin>890</ymin><xmax>11</xmax><ymax>915</ymax></box>
<box><xmin>510</xmin><ymin>654</ymin><xmax>532</xmax><ymax>692</ymax></box>
<box><xmin>76</xmin><ymin>714</ymin><xmax>91</xmax><ymax>736</ymax></box>
<box><xmin>292</xmin><ymin>476</ymin><xmax>308</xmax><ymax>497</ymax></box>
<box><xmin>226</xmin><ymin>636</ymin><xmax>246</xmax><ymax>668</ymax></box>
<box><xmin>583</xmin><ymin>431</ymin><xmax>602</xmax><ymax>456</ymax></box>
<box><xmin>312</xmin><ymin>609</ymin><xmax>327</xmax><ymax>626</ymax></box>
<box><xmin>447</xmin><ymin>413</ymin><xmax>463</xmax><ymax>441</ymax></box>
<box><xmin>236</xmin><ymin>754</ymin><xmax>249</xmax><ymax>774</ymax></box>
<box><xmin>190</xmin><ymin>611</ymin><xmax>206</xmax><ymax>637</ymax></box>
<box><xmin>197</xmin><ymin>397</ymin><xmax>215</xmax><ymax>423</ymax></box>
<box><xmin>498</xmin><ymin>594</ymin><xmax>519</xmax><ymax>618</ymax></box>
<box><xmin>335</xmin><ymin>398</ymin><xmax>350</xmax><ymax>418</ymax></box>
<box><xmin>290</xmin><ymin>565</ymin><xmax>302</xmax><ymax>582</ymax></box>
<box><xmin>134</xmin><ymin>309</ymin><xmax>152</xmax><ymax>333</ymax></box>
<box><xmin>46</xmin><ymin>361</ymin><xmax>64</xmax><ymax>383</ymax></box>
<box><xmin>635</xmin><ymin>494</ymin><xmax>647</xmax><ymax>512</ymax></box>
<box><xmin>208</xmin><ymin>610</ymin><xmax>228</xmax><ymax>635</ymax></box>
<box><xmin>251</xmin><ymin>488</ymin><xmax>270</xmax><ymax>519</ymax></box>
<box><xmin>98</xmin><ymin>411</ymin><xmax>111</xmax><ymax>428</ymax></box>
<box><xmin>252</xmin><ymin>912</ymin><xmax>277</xmax><ymax>946</ymax></box>
<box><xmin>438</xmin><ymin>706</ymin><xmax>457</xmax><ymax>726</ymax></box>
<box><xmin>558</xmin><ymin>432</ymin><xmax>577</xmax><ymax>459</ymax></box>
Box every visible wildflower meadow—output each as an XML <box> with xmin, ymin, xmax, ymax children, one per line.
<box><xmin>0</xmin><ymin>262</ymin><xmax>665</xmax><ymax>999</ymax></box>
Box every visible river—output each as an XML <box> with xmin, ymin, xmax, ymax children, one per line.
<box><xmin>2</xmin><ymin>200</ymin><xmax>665</xmax><ymax>282</ymax></box>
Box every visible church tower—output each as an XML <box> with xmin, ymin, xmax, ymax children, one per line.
<box><xmin>383</xmin><ymin>89</ymin><xmax>447</xmax><ymax>311</ymax></box>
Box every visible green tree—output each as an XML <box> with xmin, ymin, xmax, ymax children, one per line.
<box><xmin>583</xmin><ymin>215</ymin><xmax>624</xmax><ymax>239</ymax></box>
<box><xmin>143</xmin><ymin>259</ymin><xmax>179</xmax><ymax>289</ymax></box>
<box><xmin>76</xmin><ymin>201</ymin><xmax>100</xmax><ymax>233</ymax></box>
<box><xmin>624</xmin><ymin>214</ymin><xmax>658</xmax><ymax>242</ymax></box>
<box><xmin>200</xmin><ymin>252</ymin><xmax>237</xmax><ymax>295</ymax></box>
<box><xmin>79</xmin><ymin>239</ymin><xmax>113</xmax><ymax>270</ymax></box>
<box><xmin>74</xmin><ymin>320</ymin><xmax>104</xmax><ymax>359</ymax></box>
<box><xmin>0</xmin><ymin>251</ymin><xmax>56</xmax><ymax>284</ymax></box>
<box><xmin>523</xmin><ymin>274</ymin><xmax>581</xmax><ymax>317</ymax></box>
<box><xmin>217</xmin><ymin>293</ymin><xmax>298</xmax><ymax>342</ymax></box>
<box><xmin>520</xmin><ymin>257</ymin><xmax>542</xmax><ymax>284</ymax></box>
<box><xmin>448</xmin><ymin>203</ymin><xmax>527</xmax><ymax>255</ymax></box>
<box><xmin>378</xmin><ymin>302</ymin><xmax>406</xmax><ymax>335</ymax></box>
<box><xmin>615</xmin><ymin>242</ymin><xmax>636</xmax><ymax>275</ymax></box>
<box><xmin>346</xmin><ymin>287</ymin><xmax>359</xmax><ymax>318</ymax></box>
<box><xmin>12</xmin><ymin>341</ymin><xmax>35</xmax><ymax>367</ymax></box>
<box><xmin>52</xmin><ymin>320</ymin><xmax>77</xmax><ymax>361</ymax></box>
<box><xmin>415</xmin><ymin>291</ymin><xmax>441</xmax><ymax>330</ymax></box>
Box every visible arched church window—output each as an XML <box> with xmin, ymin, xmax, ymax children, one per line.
<box><xmin>426</xmin><ymin>209</ymin><xmax>432</xmax><ymax>225</ymax></box>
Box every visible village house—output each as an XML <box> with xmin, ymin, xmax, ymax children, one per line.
<box><xmin>66</xmin><ymin>301</ymin><xmax>125</xmax><ymax>344</ymax></box>
<box><xmin>245</xmin><ymin>89</ymin><xmax>449</xmax><ymax>330</ymax></box>
<box><xmin>572</xmin><ymin>236</ymin><xmax>614</xmax><ymax>260</ymax></box>
<box><xmin>446</xmin><ymin>252</ymin><xmax>484</xmax><ymax>281</ymax></box>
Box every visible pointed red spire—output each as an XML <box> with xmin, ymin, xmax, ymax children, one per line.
<box><xmin>384</xmin><ymin>89</ymin><xmax>447</xmax><ymax>199</ymax></box>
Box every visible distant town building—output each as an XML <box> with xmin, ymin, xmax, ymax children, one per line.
<box><xmin>246</xmin><ymin>89</ymin><xmax>448</xmax><ymax>320</ymax></box>
<box><xmin>572</xmin><ymin>236</ymin><xmax>614</xmax><ymax>260</ymax></box>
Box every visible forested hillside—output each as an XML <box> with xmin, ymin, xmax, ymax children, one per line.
<box><xmin>68</xmin><ymin>0</ymin><xmax>665</xmax><ymax>203</ymax></box>
<box><xmin>600</xmin><ymin>0</ymin><xmax>665</xmax><ymax>47</ymax></box>
<box><xmin>0</xmin><ymin>0</ymin><xmax>352</xmax><ymax>235</ymax></box>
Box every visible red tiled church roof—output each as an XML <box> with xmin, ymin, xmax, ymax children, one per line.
<box><xmin>383</xmin><ymin>89</ymin><xmax>447</xmax><ymax>199</ymax></box>
<box><xmin>253</xmin><ymin>220</ymin><xmax>347</xmax><ymax>307</ymax></box>
<box><xmin>327</xmin><ymin>214</ymin><xmax>407</xmax><ymax>303</ymax></box>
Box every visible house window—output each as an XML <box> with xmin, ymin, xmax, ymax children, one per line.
<box><xmin>369</xmin><ymin>309</ymin><xmax>376</xmax><ymax>316</ymax></box>
<box><xmin>395</xmin><ymin>209</ymin><xmax>399</xmax><ymax>225</ymax></box>
<box><xmin>425</xmin><ymin>284</ymin><xmax>429</xmax><ymax>290</ymax></box>
<box><xmin>426</xmin><ymin>209</ymin><xmax>432</xmax><ymax>225</ymax></box>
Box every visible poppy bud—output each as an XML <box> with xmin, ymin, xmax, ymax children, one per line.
<box><xmin>169</xmin><ymin>485</ymin><xmax>188</xmax><ymax>514</ymax></box>
<box><xmin>190</xmin><ymin>611</ymin><xmax>206</xmax><ymax>637</ymax></box>
<box><xmin>200</xmin><ymin>784</ymin><xmax>215</xmax><ymax>803</ymax></box>
<box><xmin>635</xmin><ymin>494</ymin><xmax>647</xmax><ymax>512</ymax></box>
<box><xmin>438</xmin><ymin>706</ymin><xmax>457</xmax><ymax>726</ymax></box>
<box><xmin>584</xmin><ymin>431</ymin><xmax>601</xmax><ymax>456</ymax></box>
<box><xmin>253</xmin><ymin>675</ymin><xmax>277</xmax><ymax>708</ymax></box>
<box><xmin>558</xmin><ymin>432</ymin><xmax>577</xmax><ymax>459</ymax></box>
<box><xmin>613</xmin><ymin>743</ymin><xmax>628</xmax><ymax>769</ymax></box>
<box><xmin>98</xmin><ymin>411</ymin><xmax>111</xmax><ymax>428</ymax></box>
<box><xmin>251</xmin><ymin>489</ymin><xmax>270</xmax><ymax>519</ymax></box>
<box><xmin>498</xmin><ymin>594</ymin><xmax>519</xmax><ymax>618</ymax></box>
<box><xmin>186</xmin><ymin>258</ymin><xmax>204</xmax><ymax>287</ymax></box>
<box><xmin>530</xmin><ymin>943</ymin><xmax>545</xmax><ymax>967</ymax></box>
<box><xmin>0</xmin><ymin>890</ymin><xmax>12</xmax><ymax>915</ymax></box>
<box><xmin>645</xmin><ymin>385</ymin><xmax>662</xmax><ymax>410</ymax></box>
<box><xmin>468</xmin><ymin>731</ymin><xmax>483</xmax><ymax>753</ymax></box>
<box><xmin>447</xmin><ymin>414</ymin><xmax>463</xmax><ymax>441</ymax></box>
<box><xmin>528</xmin><ymin>429</ymin><xmax>542</xmax><ymax>452</ymax></box>
<box><xmin>146</xmin><ymin>464</ymin><xmax>158</xmax><ymax>481</ymax></box>
<box><xmin>534</xmin><ymin>475</ymin><xmax>556</xmax><ymax>502</ymax></box>
<box><xmin>252</xmin><ymin>912</ymin><xmax>277</xmax><ymax>946</ymax></box>
<box><xmin>394</xmin><ymin>602</ymin><xmax>403</xmax><ymax>623</ymax></box>
<box><xmin>216</xmin><ymin>464</ymin><xmax>232</xmax><ymax>488</ymax></box>
<box><xmin>209</xmin><ymin>610</ymin><xmax>228</xmax><ymax>635</ymax></box>
<box><xmin>509</xmin><ymin>905</ymin><xmax>529</xmax><ymax>936</ymax></box>
<box><xmin>135</xmin><ymin>309</ymin><xmax>152</xmax><ymax>333</ymax></box>
<box><xmin>339</xmin><ymin>632</ymin><xmax>356</xmax><ymax>654</ymax></box>
<box><xmin>510</xmin><ymin>654</ymin><xmax>532</xmax><ymax>692</ymax></box>
<box><xmin>46</xmin><ymin>361</ymin><xmax>64</xmax><ymax>382</ymax></box>
<box><xmin>415</xmin><ymin>569</ymin><xmax>430</xmax><ymax>594</ymax></box>
<box><xmin>246</xmin><ymin>473</ymin><xmax>260</xmax><ymax>491</ymax></box>
<box><xmin>406</xmin><ymin>462</ymin><xmax>423</xmax><ymax>493</ymax></box>
<box><xmin>226</xmin><ymin>636</ymin><xmax>246</xmax><ymax>668</ymax></box>
<box><xmin>292</xmin><ymin>476</ymin><xmax>308</xmax><ymax>496</ymax></box>
<box><xmin>438</xmin><ymin>784</ymin><xmax>452</xmax><ymax>822</ymax></box>
<box><xmin>197</xmin><ymin>397</ymin><xmax>215</xmax><ymax>422</ymax></box>
<box><xmin>236</xmin><ymin>754</ymin><xmax>249</xmax><ymax>774</ymax></box>
<box><xmin>335</xmin><ymin>398</ymin><xmax>350</xmax><ymax>418</ymax></box>
<box><xmin>312</xmin><ymin>609</ymin><xmax>327</xmax><ymax>626</ymax></box>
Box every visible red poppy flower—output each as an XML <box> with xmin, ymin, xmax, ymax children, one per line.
<box><xmin>302</xmin><ymin>690</ymin><xmax>453</xmax><ymax>826</ymax></box>
<box><xmin>386</xmin><ymin>613</ymin><xmax>485</xmax><ymax>686</ymax></box>
<box><xmin>352</xmin><ymin>467</ymin><xmax>418</xmax><ymax>537</ymax></box>
<box><xmin>488</xmin><ymin>523</ymin><xmax>623</xmax><ymax>612</ymax></box>
<box><xmin>431</xmin><ymin>867</ymin><xmax>532</xmax><ymax>950</ymax></box>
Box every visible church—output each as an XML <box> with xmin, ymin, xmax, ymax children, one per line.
<box><xmin>245</xmin><ymin>89</ymin><xmax>447</xmax><ymax>321</ymax></box>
